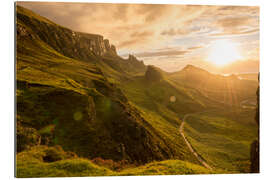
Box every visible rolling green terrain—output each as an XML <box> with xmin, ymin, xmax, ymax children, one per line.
<box><xmin>169</xmin><ymin>65</ymin><xmax>258</xmax><ymax>106</ymax></box>
<box><xmin>16</xmin><ymin>146</ymin><xmax>213</xmax><ymax>177</ymax></box>
<box><xmin>183</xmin><ymin>110</ymin><xmax>257</xmax><ymax>172</ymax></box>
<box><xmin>16</xmin><ymin>5</ymin><xmax>258</xmax><ymax>177</ymax></box>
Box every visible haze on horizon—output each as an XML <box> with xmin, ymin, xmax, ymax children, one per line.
<box><xmin>17</xmin><ymin>2</ymin><xmax>260</xmax><ymax>74</ymax></box>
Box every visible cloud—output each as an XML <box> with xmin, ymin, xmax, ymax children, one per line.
<box><xmin>217</xmin><ymin>16</ymin><xmax>252</xmax><ymax>28</ymax></box>
<box><xmin>130</xmin><ymin>31</ymin><xmax>154</xmax><ymax>37</ymax></box>
<box><xmin>16</xmin><ymin>2</ymin><xmax>259</xmax><ymax>72</ymax></box>
<box><xmin>17</xmin><ymin>2</ymin><xmax>210</xmax><ymax>50</ymax></box>
<box><xmin>133</xmin><ymin>50</ymin><xmax>189</xmax><ymax>58</ymax></box>
<box><xmin>118</xmin><ymin>31</ymin><xmax>154</xmax><ymax>48</ymax></box>
<box><xmin>187</xmin><ymin>46</ymin><xmax>203</xmax><ymax>50</ymax></box>
<box><xmin>161</xmin><ymin>28</ymin><xmax>189</xmax><ymax>36</ymax></box>
<box><xmin>210</xmin><ymin>28</ymin><xmax>259</xmax><ymax>37</ymax></box>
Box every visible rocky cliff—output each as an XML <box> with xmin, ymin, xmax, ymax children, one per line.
<box><xmin>73</xmin><ymin>32</ymin><xmax>117</xmax><ymax>56</ymax></box>
<box><xmin>16</xmin><ymin>6</ymin><xmax>117</xmax><ymax>63</ymax></box>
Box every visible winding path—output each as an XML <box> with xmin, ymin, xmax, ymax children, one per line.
<box><xmin>179</xmin><ymin>98</ymin><xmax>252</xmax><ymax>170</ymax></box>
<box><xmin>179</xmin><ymin>113</ymin><xmax>213</xmax><ymax>170</ymax></box>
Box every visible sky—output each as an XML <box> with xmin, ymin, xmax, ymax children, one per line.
<box><xmin>17</xmin><ymin>2</ymin><xmax>260</xmax><ymax>73</ymax></box>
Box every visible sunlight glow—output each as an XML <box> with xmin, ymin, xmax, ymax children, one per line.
<box><xmin>207</xmin><ymin>39</ymin><xmax>242</xmax><ymax>66</ymax></box>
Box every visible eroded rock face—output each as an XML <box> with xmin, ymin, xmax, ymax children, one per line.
<box><xmin>17</xmin><ymin>24</ymin><xmax>36</xmax><ymax>39</ymax></box>
<box><xmin>16</xmin><ymin>9</ymin><xmax>117</xmax><ymax>60</ymax></box>
<box><xmin>111</xmin><ymin>45</ymin><xmax>117</xmax><ymax>55</ymax></box>
<box><xmin>66</xmin><ymin>31</ymin><xmax>117</xmax><ymax>57</ymax></box>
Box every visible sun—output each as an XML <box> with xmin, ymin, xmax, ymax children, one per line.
<box><xmin>207</xmin><ymin>39</ymin><xmax>242</xmax><ymax>66</ymax></box>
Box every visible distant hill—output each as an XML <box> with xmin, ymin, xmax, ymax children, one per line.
<box><xmin>169</xmin><ymin>65</ymin><xmax>258</xmax><ymax>106</ymax></box>
<box><xmin>220</xmin><ymin>60</ymin><xmax>259</xmax><ymax>74</ymax></box>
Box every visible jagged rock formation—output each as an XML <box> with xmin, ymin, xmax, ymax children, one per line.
<box><xmin>128</xmin><ymin>54</ymin><xmax>141</xmax><ymax>62</ymax></box>
<box><xmin>73</xmin><ymin>32</ymin><xmax>117</xmax><ymax>56</ymax></box>
<box><xmin>127</xmin><ymin>54</ymin><xmax>145</xmax><ymax>70</ymax></box>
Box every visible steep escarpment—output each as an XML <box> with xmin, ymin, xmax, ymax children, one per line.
<box><xmin>16</xmin><ymin>5</ymin><xmax>179</xmax><ymax>164</ymax></box>
<box><xmin>17</xmin><ymin>6</ymin><xmax>117</xmax><ymax>62</ymax></box>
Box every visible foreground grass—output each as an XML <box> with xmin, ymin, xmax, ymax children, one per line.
<box><xmin>16</xmin><ymin>146</ymin><xmax>214</xmax><ymax>177</ymax></box>
<box><xmin>118</xmin><ymin>160</ymin><xmax>213</xmax><ymax>176</ymax></box>
<box><xmin>16</xmin><ymin>146</ymin><xmax>113</xmax><ymax>177</ymax></box>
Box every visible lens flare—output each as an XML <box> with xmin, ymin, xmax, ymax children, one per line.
<box><xmin>73</xmin><ymin>111</ymin><xmax>83</xmax><ymax>121</ymax></box>
<box><xmin>170</xmin><ymin>96</ymin><xmax>176</xmax><ymax>103</ymax></box>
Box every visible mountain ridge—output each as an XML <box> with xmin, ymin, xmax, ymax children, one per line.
<box><xmin>16</xmin><ymin>5</ymin><xmax>198</xmax><ymax>166</ymax></box>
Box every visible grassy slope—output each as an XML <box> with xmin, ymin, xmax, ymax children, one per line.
<box><xmin>16</xmin><ymin>146</ymin><xmax>114</xmax><ymax>178</ymax></box>
<box><xmin>119</xmin><ymin>68</ymin><xmax>258</xmax><ymax>173</ymax></box>
<box><xmin>119</xmin><ymin>76</ymin><xmax>207</xmax><ymax>164</ymax></box>
<box><xmin>183</xmin><ymin>110</ymin><xmax>257</xmax><ymax>173</ymax></box>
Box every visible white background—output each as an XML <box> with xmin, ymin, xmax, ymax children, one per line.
<box><xmin>0</xmin><ymin>0</ymin><xmax>269</xmax><ymax>179</ymax></box>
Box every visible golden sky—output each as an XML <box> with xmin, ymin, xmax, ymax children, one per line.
<box><xmin>18</xmin><ymin>2</ymin><xmax>259</xmax><ymax>73</ymax></box>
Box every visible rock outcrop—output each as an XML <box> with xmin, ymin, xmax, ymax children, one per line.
<box><xmin>75</xmin><ymin>32</ymin><xmax>117</xmax><ymax>56</ymax></box>
<box><xmin>145</xmin><ymin>65</ymin><xmax>164</xmax><ymax>82</ymax></box>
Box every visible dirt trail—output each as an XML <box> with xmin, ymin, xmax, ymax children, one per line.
<box><xmin>179</xmin><ymin>113</ymin><xmax>213</xmax><ymax>170</ymax></box>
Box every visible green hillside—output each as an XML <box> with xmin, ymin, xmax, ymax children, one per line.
<box><xmin>183</xmin><ymin>110</ymin><xmax>257</xmax><ymax>172</ymax></box>
<box><xmin>16</xmin><ymin>5</ymin><xmax>259</xmax><ymax>177</ymax></box>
